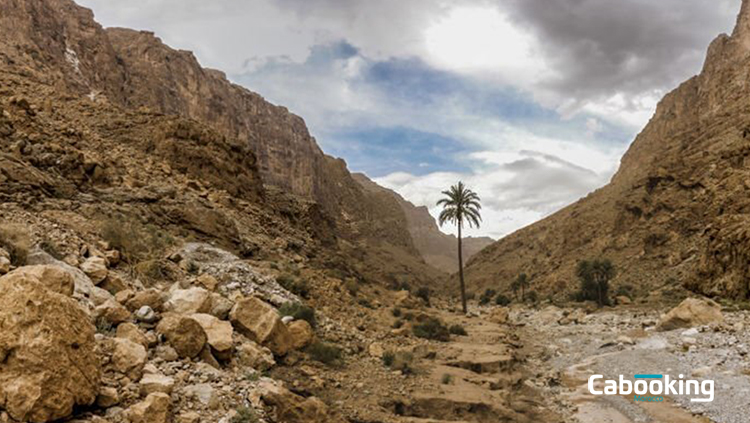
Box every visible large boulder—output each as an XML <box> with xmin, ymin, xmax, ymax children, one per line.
<box><xmin>125</xmin><ymin>288</ymin><xmax>165</xmax><ymax>312</ymax></box>
<box><xmin>190</xmin><ymin>313</ymin><xmax>234</xmax><ymax>358</ymax></box>
<box><xmin>230</xmin><ymin>297</ymin><xmax>293</xmax><ymax>355</ymax></box>
<box><xmin>156</xmin><ymin>313</ymin><xmax>207</xmax><ymax>358</ymax></box>
<box><xmin>93</xmin><ymin>299</ymin><xmax>131</xmax><ymax>325</ymax></box>
<box><xmin>7</xmin><ymin>265</ymin><xmax>75</xmax><ymax>296</ymax></box>
<box><xmin>288</xmin><ymin>320</ymin><xmax>314</xmax><ymax>350</ymax></box>
<box><xmin>109</xmin><ymin>338</ymin><xmax>148</xmax><ymax>381</ymax></box>
<box><xmin>166</xmin><ymin>286</ymin><xmax>211</xmax><ymax>314</ymax></box>
<box><xmin>0</xmin><ymin>273</ymin><xmax>101</xmax><ymax>422</ymax></box>
<box><xmin>80</xmin><ymin>256</ymin><xmax>108</xmax><ymax>285</ymax></box>
<box><xmin>657</xmin><ymin>298</ymin><xmax>725</xmax><ymax>331</ymax></box>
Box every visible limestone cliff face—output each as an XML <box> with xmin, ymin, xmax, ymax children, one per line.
<box><xmin>353</xmin><ymin>174</ymin><xmax>493</xmax><ymax>273</ymax></box>
<box><xmin>463</xmin><ymin>0</ymin><xmax>750</xmax><ymax>299</ymax></box>
<box><xmin>0</xmin><ymin>0</ymin><xmax>426</xmax><ymax>258</ymax></box>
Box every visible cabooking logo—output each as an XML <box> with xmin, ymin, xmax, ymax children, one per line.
<box><xmin>588</xmin><ymin>374</ymin><xmax>714</xmax><ymax>403</ymax></box>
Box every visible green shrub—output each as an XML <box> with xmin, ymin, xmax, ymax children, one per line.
<box><xmin>38</xmin><ymin>238</ymin><xmax>63</xmax><ymax>260</ymax></box>
<box><xmin>382</xmin><ymin>350</ymin><xmax>414</xmax><ymax>374</ymax></box>
<box><xmin>0</xmin><ymin>224</ymin><xmax>30</xmax><ymax>266</ymax></box>
<box><xmin>574</xmin><ymin>259</ymin><xmax>616</xmax><ymax>307</ymax></box>
<box><xmin>413</xmin><ymin>317</ymin><xmax>450</xmax><ymax>342</ymax></box>
<box><xmin>441</xmin><ymin>373</ymin><xmax>453</xmax><ymax>384</ymax></box>
<box><xmin>345</xmin><ymin>279</ymin><xmax>360</xmax><ymax>297</ymax></box>
<box><xmin>276</xmin><ymin>274</ymin><xmax>310</xmax><ymax>298</ymax></box>
<box><xmin>100</xmin><ymin>217</ymin><xmax>174</xmax><ymax>265</ymax></box>
<box><xmin>306</xmin><ymin>341</ymin><xmax>342</xmax><ymax>365</ymax></box>
<box><xmin>495</xmin><ymin>294</ymin><xmax>511</xmax><ymax>306</ymax></box>
<box><xmin>449</xmin><ymin>324</ymin><xmax>467</xmax><ymax>336</ymax></box>
<box><xmin>279</xmin><ymin>302</ymin><xmax>316</xmax><ymax>327</ymax></box>
<box><xmin>231</xmin><ymin>407</ymin><xmax>258</xmax><ymax>423</ymax></box>
<box><xmin>391</xmin><ymin>307</ymin><xmax>402</xmax><ymax>317</ymax></box>
<box><xmin>415</xmin><ymin>287</ymin><xmax>431</xmax><ymax>305</ymax></box>
<box><xmin>392</xmin><ymin>319</ymin><xmax>405</xmax><ymax>329</ymax></box>
<box><xmin>526</xmin><ymin>290</ymin><xmax>539</xmax><ymax>304</ymax></box>
<box><xmin>479</xmin><ymin>289</ymin><xmax>497</xmax><ymax>305</ymax></box>
<box><xmin>134</xmin><ymin>259</ymin><xmax>170</xmax><ymax>284</ymax></box>
<box><xmin>403</xmin><ymin>312</ymin><xmax>415</xmax><ymax>321</ymax></box>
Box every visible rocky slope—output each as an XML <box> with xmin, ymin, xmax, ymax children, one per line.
<box><xmin>462</xmin><ymin>0</ymin><xmax>750</xmax><ymax>301</ymax></box>
<box><xmin>353</xmin><ymin>173</ymin><xmax>494</xmax><ymax>273</ymax></box>
<box><xmin>0</xmin><ymin>0</ymin><xmax>446</xmax><ymax>284</ymax></box>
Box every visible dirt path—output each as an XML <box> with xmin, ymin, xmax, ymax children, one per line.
<box><xmin>389</xmin><ymin>310</ymin><xmax>563</xmax><ymax>423</ymax></box>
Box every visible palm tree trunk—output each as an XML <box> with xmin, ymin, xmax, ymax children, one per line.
<box><xmin>458</xmin><ymin>223</ymin><xmax>467</xmax><ymax>314</ymax></box>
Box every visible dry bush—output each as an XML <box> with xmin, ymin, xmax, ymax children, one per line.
<box><xmin>0</xmin><ymin>224</ymin><xmax>31</xmax><ymax>266</ymax></box>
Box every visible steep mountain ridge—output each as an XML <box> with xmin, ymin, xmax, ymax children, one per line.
<box><xmin>0</xmin><ymin>0</ymin><xmax>447</xmax><ymax>281</ymax></box>
<box><xmin>463</xmin><ymin>0</ymin><xmax>750</xmax><ymax>300</ymax></box>
<box><xmin>353</xmin><ymin>173</ymin><xmax>493</xmax><ymax>273</ymax></box>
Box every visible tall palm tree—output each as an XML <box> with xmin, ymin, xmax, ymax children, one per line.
<box><xmin>437</xmin><ymin>181</ymin><xmax>482</xmax><ymax>314</ymax></box>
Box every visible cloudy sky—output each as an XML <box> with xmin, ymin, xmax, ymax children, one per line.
<box><xmin>78</xmin><ymin>0</ymin><xmax>739</xmax><ymax>238</ymax></box>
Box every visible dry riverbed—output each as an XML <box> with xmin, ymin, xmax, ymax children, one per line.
<box><xmin>515</xmin><ymin>305</ymin><xmax>750</xmax><ymax>423</ymax></box>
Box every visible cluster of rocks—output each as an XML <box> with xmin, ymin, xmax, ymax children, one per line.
<box><xmin>0</xmin><ymin>242</ymin><xmax>338</xmax><ymax>423</ymax></box>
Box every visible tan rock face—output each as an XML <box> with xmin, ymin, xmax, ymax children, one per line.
<box><xmin>457</xmin><ymin>1</ymin><xmax>750</xmax><ymax>301</ymax></box>
<box><xmin>288</xmin><ymin>320</ymin><xmax>315</xmax><ymax>350</ymax></box>
<box><xmin>7</xmin><ymin>265</ymin><xmax>75</xmax><ymax>296</ymax></box>
<box><xmin>93</xmin><ymin>299</ymin><xmax>131</xmax><ymax>325</ymax></box>
<box><xmin>230</xmin><ymin>297</ymin><xmax>293</xmax><ymax>355</ymax></box>
<box><xmin>110</xmin><ymin>338</ymin><xmax>148</xmax><ymax>381</ymax></box>
<box><xmin>116</xmin><ymin>322</ymin><xmax>148</xmax><ymax>348</ymax></box>
<box><xmin>657</xmin><ymin>298</ymin><xmax>724</xmax><ymax>331</ymax></box>
<box><xmin>166</xmin><ymin>287</ymin><xmax>212</xmax><ymax>314</ymax></box>
<box><xmin>156</xmin><ymin>313</ymin><xmax>207</xmax><ymax>358</ymax></box>
<box><xmin>127</xmin><ymin>393</ymin><xmax>171</xmax><ymax>423</ymax></box>
<box><xmin>257</xmin><ymin>381</ymin><xmax>344</xmax><ymax>423</ymax></box>
<box><xmin>236</xmin><ymin>341</ymin><xmax>276</xmax><ymax>371</ymax></box>
<box><xmin>80</xmin><ymin>256</ymin><xmax>108</xmax><ymax>284</ymax></box>
<box><xmin>0</xmin><ymin>273</ymin><xmax>100</xmax><ymax>423</ymax></box>
<box><xmin>190</xmin><ymin>313</ymin><xmax>234</xmax><ymax>356</ymax></box>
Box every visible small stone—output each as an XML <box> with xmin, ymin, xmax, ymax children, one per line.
<box><xmin>136</xmin><ymin>306</ymin><xmax>158</xmax><ymax>323</ymax></box>
<box><xmin>96</xmin><ymin>387</ymin><xmax>120</xmax><ymax>408</ymax></box>
<box><xmin>139</xmin><ymin>373</ymin><xmax>175</xmax><ymax>396</ymax></box>
<box><xmin>196</xmin><ymin>274</ymin><xmax>218</xmax><ymax>291</ymax></box>
<box><xmin>692</xmin><ymin>366</ymin><xmax>712</xmax><ymax>378</ymax></box>
<box><xmin>616</xmin><ymin>335</ymin><xmax>635</xmax><ymax>345</ymax></box>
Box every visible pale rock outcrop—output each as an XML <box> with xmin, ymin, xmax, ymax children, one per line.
<box><xmin>191</xmin><ymin>313</ymin><xmax>234</xmax><ymax>357</ymax></box>
<box><xmin>166</xmin><ymin>286</ymin><xmax>212</xmax><ymax>314</ymax></box>
<box><xmin>80</xmin><ymin>256</ymin><xmax>108</xmax><ymax>284</ymax></box>
<box><xmin>7</xmin><ymin>265</ymin><xmax>75</xmax><ymax>296</ymax></box>
<box><xmin>0</xmin><ymin>273</ymin><xmax>100</xmax><ymax>423</ymax></box>
<box><xmin>230</xmin><ymin>297</ymin><xmax>293</xmax><ymax>355</ymax></box>
<box><xmin>657</xmin><ymin>298</ymin><xmax>724</xmax><ymax>331</ymax></box>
